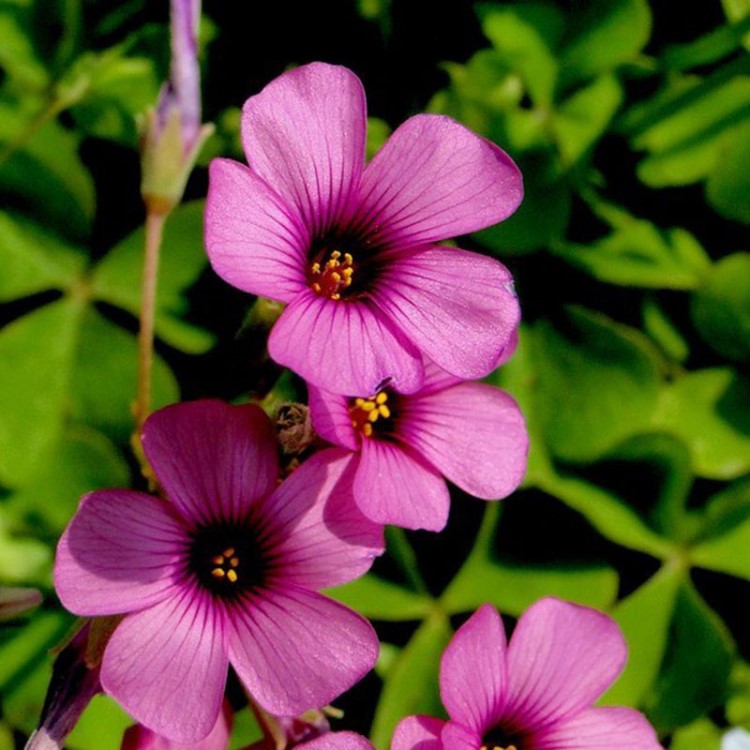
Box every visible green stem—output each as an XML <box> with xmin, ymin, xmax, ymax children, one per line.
<box><xmin>131</xmin><ymin>207</ymin><xmax>167</xmax><ymax>457</ymax></box>
<box><xmin>386</xmin><ymin>526</ymin><xmax>428</xmax><ymax>594</ymax></box>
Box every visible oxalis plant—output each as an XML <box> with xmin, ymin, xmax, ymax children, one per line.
<box><xmin>1</xmin><ymin>1</ymin><xmax>750</xmax><ymax>749</ymax></box>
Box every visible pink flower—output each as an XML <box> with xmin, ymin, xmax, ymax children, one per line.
<box><xmin>55</xmin><ymin>401</ymin><xmax>384</xmax><ymax>744</ymax></box>
<box><xmin>246</xmin><ymin>730</ymin><xmax>373</xmax><ymax>750</ymax></box>
<box><xmin>205</xmin><ymin>62</ymin><xmax>522</xmax><ymax>397</ymax></box>
<box><xmin>392</xmin><ymin>599</ymin><xmax>662</xmax><ymax>750</ymax></box>
<box><xmin>308</xmin><ymin>360</ymin><xmax>528</xmax><ymax>531</ymax></box>
<box><xmin>122</xmin><ymin>703</ymin><xmax>232</xmax><ymax>750</ymax></box>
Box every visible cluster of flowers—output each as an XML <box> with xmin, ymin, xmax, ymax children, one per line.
<box><xmin>53</xmin><ymin>63</ymin><xmax>661</xmax><ymax>749</ymax></box>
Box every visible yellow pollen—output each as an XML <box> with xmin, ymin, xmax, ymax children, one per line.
<box><xmin>480</xmin><ymin>746</ymin><xmax>517</xmax><ymax>750</ymax></box>
<box><xmin>309</xmin><ymin>249</ymin><xmax>355</xmax><ymax>299</ymax></box>
<box><xmin>349</xmin><ymin>390</ymin><xmax>393</xmax><ymax>438</ymax></box>
<box><xmin>378</xmin><ymin>404</ymin><xmax>391</xmax><ymax>419</ymax></box>
<box><xmin>367</xmin><ymin>410</ymin><xmax>379</xmax><ymax>422</ymax></box>
<box><xmin>376</xmin><ymin>392</ymin><xmax>388</xmax><ymax>404</ymax></box>
<box><xmin>229</xmin><ymin>557</ymin><xmax>239</xmax><ymax>568</ymax></box>
<box><xmin>223</xmin><ymin>547</ymin><xmax>235</xmax><ymax>557</ymax></box>
<box><xmin>362</xmin><ymin>423</ymin><xmax>373</xmax><ymax>437</ymax></box>
<box><xmin>211</xmin><ymin>555</ymin><xmax>225</xmax><ymax>565</ymax></box>
<box><xmin>211</xmin><ymin>568</ymin><xmax>226</xmax><ymax>578</ymax></box>
<box><xmin>226</xmin><ymin>569</ymin><xmax>238</xmax><ymax>583</ymax></box>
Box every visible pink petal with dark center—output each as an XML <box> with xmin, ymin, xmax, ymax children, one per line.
<box><xmin>440</xmin><ymin>721</ymin><xmax>481</xmax><ymax>750</ymax></box>
<box><xmin>400</xmin><ymin>382</ymin><xmax>528</xmax><ymax>500</ymax></box>
<box><xmin>357</xmin><ymin>114</ymin><xmax>522</xmax><ymax>248</ymax></box>
<box><xmin>55</xmin><ymin>490</ymin><xmax>185</xmax><ymax>616</ymax></box>
<box><xmin>242</xmin><ymin>62</ymin><xmax>366</xmax><ymax>233</ymax></box>
<box><xmin>354</xmin><ymin>439</ymin><xmax>450</xmax><ymax>531</ymax></box>
<box><xmin>205</xmin><ymin>159</ymin><xmax>309</xmax><ymax>302</ymax></box>
<box><xmin>141</xmin><ymin>401</ymin><xmax>279</xmax><ymax>526</ymax></box>
<box><xmin>504</xmin><ymin>598</ymin><xmax>627</xmax><ymax>731</ymax></box>
<box><xmin>528</xmin><ymin>707</ymin><xmax>662</xmax><ymax>749</ymax></box>
<box><xmin>268</xmin><ymin>293</ymin><xmax>424</xmax><ymax>397</ymax></box>
<box><xmin>302</xmin><ymin>732</ymin><xmax>374</xmax><ymax>750</ymax></box>
<box><xmin>261</xmin><ymin>448</ymin><xmax>384</xmax><ymax>589</ymax></box>
<box><xmin>392</xmin><ymin>716</ymin><xmax>446</xmax><ymax>750</ymax></box>
<box><xmin>102</xmin><ymin>588</ymin><xmax>228</xmax><ymax>744</ymax></box>
<box><xmin>307</xmin><ymin>384</ymin><xmax>360</xmax><ymax>451</ymax></box>
<box><xmin>374</xmin><ymin>246</ymin><xmax>520</xmax><ymax>380</ymax></box>
<box><xmin>227</xmin><ymin>587</ymin><xmax>378</xmax><ymax>716</ymax></box>
<box><xmin>440</xmin><ymin>605</ymin><xmax>508</xmax><ymax>734</ymax></box>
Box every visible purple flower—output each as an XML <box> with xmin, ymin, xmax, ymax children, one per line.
<box><xmin>308</xmin><ymin>360</ymin><xmax>528</xmax><ymax>531</ymax></box>
<box><xmin>246</xmin><ymin>730</ymin><xmax>373</xmax><ymax>750</ymax></box>
<box><xmin>392</xmin><ymin>600</ymin><xmax>662</xmax><ymax>750</ymax></box>
<box><xmin>205</xmin><ymin>62</ymin><xmax>523</xmax><ymax>397</ymax></box>
<box><xmin>55</xmin><ymin>401</ymin><xmax>384</xmax><ymax>744</ymax></box>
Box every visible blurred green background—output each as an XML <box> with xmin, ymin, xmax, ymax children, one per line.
<box><xmin>1</xmin><ymin>0</ymin><xmax>750</xmax><ymax>747</ymax></box>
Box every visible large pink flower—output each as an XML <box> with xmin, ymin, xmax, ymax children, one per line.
<box><xmin>205</xmin><ymin>62</ymin><xmax>522</xmax><ymax>397</ymax></box>
<box><xmin>308</xmin><ymin>361</ymin><xmax>527</xmax><ymax>531</ymax></box>
<box><xmin>55</xmin><ymin>401</ymin><xmax>384</xmax><ymax>744</ymax></box>
<box><xmin>392</xmin><ymin>599</ymin><xmax>662</xmax><ymax>750</ymax></box>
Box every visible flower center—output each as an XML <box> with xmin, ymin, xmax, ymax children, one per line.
<box><xmin>309</xmin><ymin>250</ymin><xmax>355</xmax><ymax>300</ymax></box>
<box><xmin>189</xmin><ymin>524</ymin><xmax>265</xmax><ymax>598</ymax></box>
<box><xmin>348</xmin><ymin>391</ymin><xmax>393</xmax><ymax>438</ymax></box>
<box><xmin>481</xmin><ymin>726</ymin><xmax>521</xmax><ymax>750</ymax></box>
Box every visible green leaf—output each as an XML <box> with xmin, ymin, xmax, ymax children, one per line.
<box><xmin>70</xmin><ymin>309</ymin><xmax>180</xmax><ymax>443</ymax></box>
<box><xmin>0</xmin><ymin>508</ymin><xmax>51</xmax><ymax>584</ymax></box>
<box><xmin>643</xmin><ymin>296</ymin><xmax>690</xmax><ymax>364</ymax></box>
<box><xmin>632</xmin><ymin>75</ymin><xmax>750</xmax><ymax>188</ymax></box>
<box><xmin>536</xmin><ymin>469</ymin><xmax>673</xmax><ymax>558</ymax></box>
<box><xmin>653</xmin><ymin>369</ymin><xmax>750</xmax><ymax>480</ymax></box>
<box><xmin>0</xmin><ymin>298</ymin><xmax>83</xmax><ymax>487</ymax></box>
<box><xmin>326</xmin><ymin>575</ymin><xmax>433</xmax><ymax>621</ymax></box>
<box><xmin>0</xmin><ymin>10</ymin><xmax>49</xmax><ymax>92</ymax></box>
<box><xmin>0</xmin><ymin>101</ymin><xmax>95</xmax><ymax>240</ymax></box>
<box><xmin>370</xmin><ymin>613</ymin><xmax>451</xmax><ymax>750</ymax></box>
<box><xmin>553</xmin><ymin>74</ymin><xmax>622</xmax><ymax>165</ymax></box>
<box><xmin>692</xmin><ymin>515</ymin><xmax>750</xmax><ymax>581</ymax></box>
<box><xmin>366</xmin><ymin>117</ymin><xmax>391</xmax><ymax>161</ymax></box>
<box><xmin>530</xmin><ymin>307</ymin><xmax>662</xmax><ymax>463</ymax></box>
<box><xmin>692</xmin><ymin>253</ymin><xmax>750</xmax><ymax>363</ymax></box>
<box><xmin>558</xmin><ymin>0</ymin><xmax>651</xmax><ymax>86</ymax></box>
<box><xmin>66</xmin><ymin>696</ymin><xmax>132</xmax><ymax>750</ymax></box>
<box><xmin>669</xmin><ymin>719</ymin><xmax>722</xmax><ymax>750</ymax></box>
<box><xmin>0</xmin><ymin>211</ymin><xmax>85</xmax><ymax>301</ymax></box>
<box><xmin>91</xmin><ymin>202</ymin><xmax>214</xmax><ymax>353</ymax></box>
<box><xmin>602</xmin><ymin>564</ymin><xmax>682</xmax><ymax>706</ymax></box>
<box><xmin>558</xmin><ymin>221</ymin><xmax>710</xmax><ymax>289</ymax></box>
<box><xmin>707</xmin><ymin>121</ymin><xmax>750</xmax><ymax>223</ymax></box>
<box><xmin>647</xmin><ymin>583</ymin><xmax>734</xmax><ymax>731</ymax></box>
<box><xmin>663</xmin><ymin>14</ymin><xmax>750</xmax><ymax>70</ymax></box>
<box><xmin>441</xmin><ymin>558</ymin><xmax>618</xmax><ymax>617</ymax></box>
<box><xmin>6</xmin><ymin>425</ymin><xmax>128</xmax><ymax>535</ymax></box>
<box><xmin>480</xmin><ymin>4</ymin><xmax>562</xmax><ymax>108</ymax></box>
<box><xmin>727</xmin><ymin>662</ymin><xmax>750</xmax><ymax>727</ymax></box>
<box><xmin>69</xmin><ymin>52</ymin><xmax>159</xmax><ymax>147</ymax></box>
<box><xmin>724</xmin><ymin>0</ymin><xmax>750</xmax><ymax>48</ymax></box>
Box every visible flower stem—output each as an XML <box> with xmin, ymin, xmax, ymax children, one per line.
<box><xmin>131</xmin><ymin>207</ymin><xmax>168</xmax><ymax>463</ymax></box>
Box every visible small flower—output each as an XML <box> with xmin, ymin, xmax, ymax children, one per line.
<box><xmin>205</xmin><ymin>62</ymin><xmax>523</xmax><ymax>397</ymax></box>
<box><xmin>55</xmin><ymin>401</ymin><xmax>383</xmax><ymax>744</ymax></box>
<box><xmin>392</xmin><ymin>599</ymin><xmax>662</xmax><ymax>750</ymax></box>
<box><xmin>308</xmin><ymin>360</ymin><xmax>527</xmax><ymax>531</ymax></box>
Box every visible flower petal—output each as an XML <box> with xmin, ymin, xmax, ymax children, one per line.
<box><xmin>357</xmin><ymin>114</ymin><xmax>522</xmax><ymax>247</ymax></box>
<box><xmin>354</xmin><ymin>439</ymin><xmax>450</xmax><ymax>531</ymax></box>
<box><xmin>529</xmin><ymin>707</ymin><xmax>662</xmax><ymax>749</ymax></box>
<box><xmin>242</xmin><ymin>62</ymin><xmax>366</xmax><ymax>233</ymax></box>
<box><xmin>102</xmin><ymin>588</ymin><xmax>228</xmax><ymax>744</ymax></box>
<box><xmin>205</xmin><ymin>158</ymin><xmax>309</xmax><ymax>302</ymax></box>
<box><xmin>303</xmin><ymin>732</ymin><xmax>374</xmax><ymax>750</ymax></box>
<box><xmin>374</xmin><ymin>246</ymin><xmax>520</xmax><ymax>380</ymax></box>
<box><xmin>392</xmin><ymin>716</ymin><xmax>446</xmax><ymax>750</ymax></box>
<box><xmin>440</xmin><ymin>605</ymin><xmax>508</xmax><ymax>734</ymax></box>
<box><xmin>440</xmin><ymin>721</ymin><xmax>481</xmax><ymax>750</ymax></box>
<box><xmin>55</xmin><ymin>490</ymin><xmax>185</xmax><ymax>616</ymax></box>
<box><xmin>401</xmin><ymin>382</ymin><xmax>528</xmax><ymax>500</ymax></box>
<box><xmin>262</xmin><ymin>448</ymin><xmax>384</xmax><ymax>588</ymax></box>
<box><xmin>505</xmin><ymin>598</ymin><xmax>627</xmax><ymax>730</ymax></box>
<box><xmin>268</xmin><ymin>293</ymin><xmax>424</xmax><ymax>397</ymax></box>
<box><xmin>141</xmin><ymin>401</ymin><xmax>279</xmax><ymax>526</ymax></box>
<box><xmin>307</xmin><ymin>384</ymin><xmax>360</xmax><ymax>451</ymax></box>
<box><xmin>227</xmin><ymin>587</ymin><xmax>378</xmax><ymax>716</ymax></box>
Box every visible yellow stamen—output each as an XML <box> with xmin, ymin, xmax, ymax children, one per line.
<box><xmin>378</xmin><ymin>404</ymin><xmax>391</xmax><ymax>418</ymax></box>
<box><xmin>360</xmin><ymin>400</ymin><xmax>376</xmax><ymax>412</ymax></box>
<box><xmin>211</xmin><ymin>568</ymin><xmax>226</xmax><ymax>578</ymax></box>
<box><xmin>222</xmin><ymin>547</ymin><xmax>235</xmax><ymax>557</ymax></box>
<box><xmin>211</xmin><ymin>555</ymin><xmax>225</xmax><ymax>565</ymax></box>
<box><xmin>330</xmin><ymin>250</ymin><xmax>341</xmax><ymax>260</ymax></box>
<box><xmin>343</xmin><ymin>252</ymin><xmax>353</xmax><ymax>264</ymax></box>
<box><xmin>229</xmin><ymin>557</ymin><xmax>239</xmax><ymax>568</ymax></box>
<box><xmin>362</xmin><ymin>423</ymin><xmax>373</xmax><ymax>437</ymax></box>
<box><xmin>376</xmin><ymin>392</ymin><xmax>388</xmax><ymax>404</ymax></box>
<box><xmin>367</xmin><ymin>410</ymin><xmax>379</xmax><ymax>422</ymax></box>
<box><xmin>226</xmin><ymin>569</ymin><xmax>238</xmax><ymax>583</ymax></box>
